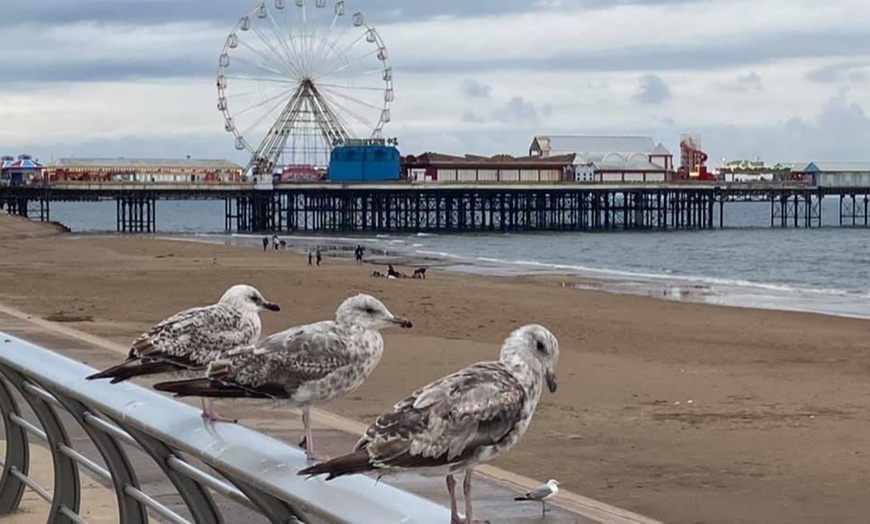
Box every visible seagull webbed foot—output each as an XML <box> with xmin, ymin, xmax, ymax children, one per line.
<box><xmin>200</xmin><ymin>411</ymin><xmax>238</xmax><ymax>424</ymax></box>
<box><xmin>305</xmin><ymin>451</ymin><xmax>331</xmax><ymax>463</ymax></box>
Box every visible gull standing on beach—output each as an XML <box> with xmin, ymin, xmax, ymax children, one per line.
<box><xmin>86</xmin><ymin>284</ymin><xmax>280</xmax><ymax>422</ymax></box>
<box><xmin>298</xmin><ymin>324</ymin><xmax>560</xmax><ymax>524</ymax></box>
<box><xmin>514</xmin><ymin>479</ymin><xmax>560</xmax><ymax>517</ymax></box>
<box><xmin>153</xmin><ymin>293</ymin><xmax>413</xmax><ymax>461</ymax></box>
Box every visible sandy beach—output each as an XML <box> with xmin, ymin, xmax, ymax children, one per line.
<box><xmin>2</xmin><ymin>214</ymin><xmax>870</xmax><ymax>524</ymax></box>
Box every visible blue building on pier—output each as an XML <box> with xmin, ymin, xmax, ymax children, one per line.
<box><xmin>327</xmin><ymin>140</ymin><xmax>401</xmax><ymax>182</ymax></box>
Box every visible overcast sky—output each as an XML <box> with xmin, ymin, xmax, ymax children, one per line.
<box><xmin>2</xmin><ymin>0</ymin><xmax>869</xmax><ymax>165</ymax></box>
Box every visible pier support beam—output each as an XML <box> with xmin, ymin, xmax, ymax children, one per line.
<box><xmin>225</xmin><ymin>193</ymin><xmax>282</xmax><ymax>232</ymax></box>
<box><xmin>3</xmin><ymin>198</ymin><xmax>29</xmax><ymax>218</ymax></box>
<box><xmin>116</xmin><ymin>194</ymin><xmax>156</xmax><ymax>233</ymax></box>
<box><xmin>27</xmin><ymin>198</ymin><xmax>50</xmax><ymax>222</ymax></box>
<box><xmin>838</xmin><ymin>192</ymin><xmax>870</xmax><ymax>226</ymax></box>
<box><xmin>770</xmin><ymin>191</ymin><xmax>822</xmax><ymax>228</ymax></box>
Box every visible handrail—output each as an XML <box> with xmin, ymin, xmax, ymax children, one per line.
<box><xmin>0</xmin><ymin>333</ymin><xmax>450</xmax><ymax>523</ymax></box>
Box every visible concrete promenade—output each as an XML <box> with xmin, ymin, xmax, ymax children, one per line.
<box><xmin>0</xmin><ymin>303</ymin><xmax>661</xmax><ymax>524</ymax></box>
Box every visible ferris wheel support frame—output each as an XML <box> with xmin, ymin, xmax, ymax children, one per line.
<box><xmin>249</xmin><ymin>80</ymin><xmax>352</xmax><ymax>174</ymax></box>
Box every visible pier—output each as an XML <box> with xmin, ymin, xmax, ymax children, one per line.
<box><xmin>1</xmin><ymin>181</ymin><xmax>869</xmax><ymax>233</ymax></box>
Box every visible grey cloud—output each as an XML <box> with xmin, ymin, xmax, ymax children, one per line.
<box><xmin>720</xmin><ymin>71</ymin><xmax>763</xmax><ymax>92</ymax></box>
<box><xmin>397</xmin><ymin>31</ymin><xmax>870</xmax><ymax>74</ymax></box>
<box><xmin>0</xmin><ymin>0</ymin><xmax>565</xmax><ymax>28</ymax></box>
<box><xmin>7</xmin><ymin>60</ymin><xmax>213</xmax><ymax>85</ymax></box>
<box><xmin>736</xmin><ymin>71</ymin><xmax>762</xmax><ymax>90</ymax></box>
<box><xmin>0</xmin><ymin>0</ymin><xmax>699</xmax><ymax>28</ymax></box>
<box><xmin>805</xmin><ymin>62</ymin><xmax>868</xmax><ymax>83</ymax></box>
<box><xmin>633</xmin><ymin>74</ymin><xmax>670</xmax><ymax>105</ymax></box>
<box><xmin>4</xmin><ymin>9</ymin><xmax>870</xmax><ymax>84</ymax></box>
<box><xmin>14</xmin><ymin>94</ymin><xmax>870</xmax><ymax>167</ymax></box>
<box><xmin>494</xmin><ymin>97</ymin><xmax>540</xmax><ymax>123</ymax></box>
<box><xmin>460</xmin><ymin>79</ymin><xmax>492</xmax><ymax>99</ymax></box>
<box><xmin>415</xmin><ymin>95</ymin><xmax>870</xmax><ymax>162</ymax></box>
<box><xmin>690</xmin><ymin>94</ymin><xmax>870</xmax><ymax>162</ymax></box>
<box><xmin>461</xmin><ymin>109</ymin><xmax>486</xmax><ymax>122</ymax></box>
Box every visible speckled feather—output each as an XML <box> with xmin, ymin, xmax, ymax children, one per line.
<box><xmin>352</xmin><ymin>361</ymin><xmax>527</xmax><ymax>473</ymax></box>
<box><xmin>160</xmin><ymin>320</ymin><xmax>385</xmax><ymax>406</ymax></box>
<box><xmin>129</xmin><ymin>303</ymin><xmax>262</xmax><ymax>373</ymax></box>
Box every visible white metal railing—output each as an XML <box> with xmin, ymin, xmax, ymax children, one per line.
<box><xmin>0</xmin><ymin>333</ymin><xmax>450</xmax><ymax>523</ymax></box>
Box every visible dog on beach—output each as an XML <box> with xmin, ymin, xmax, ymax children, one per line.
<box><xmin>413</xmin><ymin>267</ymin><xmax>427</xmax><ymax>279</ymax></box>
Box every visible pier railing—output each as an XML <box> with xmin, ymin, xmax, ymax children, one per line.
<box><xmin>0</xmin><ymin>332</ymin><xmax>449</xmax><ymax>523</ymax></box>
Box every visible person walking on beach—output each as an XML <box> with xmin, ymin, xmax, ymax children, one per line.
<box><xmin>308</xmin><ymin>250</ymin><xmax>313</xmax><ymax>266</ymax></box>
<box><xmin>354</xmin><ymin>245</ymin><xmax>365</xmax><ymax>264</ymax></box>
<box><xmin>272</xmin><ymin>235</ymin><xmax>279</xmax><ymax>251</ymax></box>
<box><xmin>315</xmin><ymin>247</ymin><xmax>322</xmax><ymax>266</ymax></box>
<box><xmin>261</xmin><ymin>236</ymin><xmax>269</xmax><ymax>251</ymax></box>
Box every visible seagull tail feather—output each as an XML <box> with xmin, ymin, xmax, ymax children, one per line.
<box><xmin>152</xmin><ymin>378</ymin><xmax>251</xmax><ymax>398</ymax></box>
<box><xmin>297</xmin><ymin>450</ymin><xmax>373</xmax><ymax>480</ymax></box>
<box><xmin>86</xmin><ymin>360</ymin><xmax>179</xmax><ymax>384</ymax></box>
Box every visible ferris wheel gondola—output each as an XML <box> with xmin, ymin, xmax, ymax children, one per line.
<box><xmin>217</xmin><ymin>0</ymin><xmax>393</xmax><ymax>174</ymax></box>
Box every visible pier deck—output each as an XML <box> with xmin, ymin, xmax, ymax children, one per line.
<box><xmin>2</xmin><ymin>181</ymin><xmax>869</xmax><ymax>233</ymax></box>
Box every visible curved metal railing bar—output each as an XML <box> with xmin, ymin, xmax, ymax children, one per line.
<box><xmin>0</xmin><ymin>376</ymin><xmax>28</xmax><ymax>513</ymax></box>
<box><xmin>45</xmin><ymin>384</ymin><xmax>150</xmax><ymax>524</ymax></box>
<box><xmin>1</xmin><ymin>365</ymin><xmax>82</xmax><ymax>522</ymax></box>
<box><xmin>0</xmin><ymin>333</ymin><xmax>450</xmax><ymax>523</ymax></box>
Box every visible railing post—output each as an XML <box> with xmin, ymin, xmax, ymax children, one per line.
<box><xmin>0</xmin><ymin>376</ymin><xmax>29</xmax><ymax>514</ymax></box>
<box><xmin>224</xmin><ymin>475</ymin><xmax>304</xmax><ymax>524</ymax></box>
<box><xmin>46</xmin><ymin>388</ymin><xmax>149</xmax><ymax>524</ymax></box>
<box><xmin>0</xmin><ymin>365</ymin><xmax>81</xmax><ymax>523</ymax></box>
<box><xmin>120</xmin><ymin>424</ymin><xmax>225</xmax><ymax>524</ymax></box>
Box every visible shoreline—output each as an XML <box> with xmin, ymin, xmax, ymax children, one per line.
<box><xmin>163</xmin><ymin>231</ymin><xmax>870</xmax><ymax>321</ymax></box>
<box><xmin>11</xmin><ymin>210</ymin><xmax>869</xmax><ymax>321</ymax></box>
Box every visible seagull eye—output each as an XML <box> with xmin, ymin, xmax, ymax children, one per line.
<box><xmin>536</xmin><ymin>340</ymin><xmax>546</xmax><ymax>353</ymax></box>
<box><xmin>365</xmin><ymin>306</ymin><xmax>376</xmax><ymax>314</ymax></box>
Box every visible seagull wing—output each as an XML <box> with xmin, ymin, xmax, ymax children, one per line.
<box><xmin>177</xmin><ymin>321</ymin><xmax>353</xmax><ymax>399</ymax></box>
<box><xmin>133</xmin><ymin>304</ymin><xmax>258</xmax><ymax>365</ymax></box>
<box><xmin>372</xmin><ymin>362</ymin><xmax>526</xmax><ymax>464</ymax></box>
<box><xmin>87</xmin><ymin>303</ymin><xmax>258</xmax><ymax>383</ymax></box>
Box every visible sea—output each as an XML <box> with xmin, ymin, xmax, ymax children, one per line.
<box><xmin>47</xmin><ymin>199</ymin><xmax>870</xmax><ymax>320</ymax></box>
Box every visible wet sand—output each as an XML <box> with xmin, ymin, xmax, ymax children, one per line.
<box><xmin>1</xmin><ymin>214</ymin><xmax>870</xmax><ymax>524</ymax></box>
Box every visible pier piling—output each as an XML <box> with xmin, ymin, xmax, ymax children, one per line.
<box><xmin>4</xmin><ymin>182</ymin><xmax>870</xmax><ymax>233</ymax></box>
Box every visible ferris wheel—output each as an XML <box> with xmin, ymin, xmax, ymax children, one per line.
<box><xmin>217</xmin><ymin>0</ymin><xmax>394</xmax><ymax>174</ymax></box>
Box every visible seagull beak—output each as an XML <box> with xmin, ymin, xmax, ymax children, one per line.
<box><xmin>545</xmin><ymin>371</ymin><xmax>558</xmax><ymax>393</ymax></box>
<box><xmin>389</xmin><ymin>316</ymin><xmax>413</xmax><ymax>329</ymax></box>
<box><xmin>262</xmin><ymin>301</ymin><xmax>281</xmax><ymax>312</ymax></box>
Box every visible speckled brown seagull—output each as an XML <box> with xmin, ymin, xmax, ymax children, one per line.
<box><xmin>152</xmin><ymin>293</ymin><xmax>412</xmax><ymax>461</ymax></box>
<box><xmin>298</xmin><ymin>324</ymin><xmax>560</xmax><ymax>524</ymax></box>
<box><xmin>86</xmin><ymin>284</ymin><xmax>280</xmax><ymax>422</ymax></box>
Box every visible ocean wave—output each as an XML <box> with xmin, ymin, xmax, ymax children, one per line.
<box><xmin>417</xmin><ymin>253</ymin><xmax>870</xmax><ymax>300</ymax></box>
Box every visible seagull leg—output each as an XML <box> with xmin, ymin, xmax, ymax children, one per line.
<box><xmin>200</xmin><ymin>398</ymin><xmax>237</xmax><ymax>423</ymax></box>
<box><xmin>542</xmin><ymin>500</ymin><xmax>546</xmax><ymax>518</ymax></box>
<box><xmin>301</xmin><ymin>407</ymin><xmax>330</xmax><ymax>462</ymax></box>
<box><xmin>463</xmin><ymin>469</ymin><xmax>487</xmax><ymax>524</ymax></box>
<box><xmin>446</xmin><ymin>475</ymin><xmax>460</xmax><ymax>524</ymax></box>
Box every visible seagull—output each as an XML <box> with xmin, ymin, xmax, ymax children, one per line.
<box><xmin>86</xmin><ymin>284</ymin><xmax>280</xmax><ymax>422</ymax></box>
<box><xmin>298</xmin><ymin>324</ymin><xmax>560</xmax><ymax>524</ymax></box>
<box><xmin>514</xmin><ymin>479</ymin><xmax>560</xmax><ymax>517</ymax></box>
<box><xmin>152</xmin><ymin>293</ymin><xmax>413</xmax><ymax>461</ymax></box>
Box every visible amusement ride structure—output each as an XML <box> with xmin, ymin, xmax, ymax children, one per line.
<box><xmin>217</xmin><ymin>0</ymin><xmax>395</xmax><ymax>175</ymax></box>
